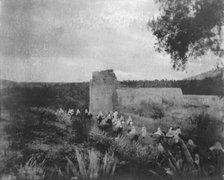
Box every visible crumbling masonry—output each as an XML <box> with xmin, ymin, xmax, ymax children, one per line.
<box><xmin>89</xmin><ymin>69</ymin><xmax>221</xmax><ymax>115</ymax></box>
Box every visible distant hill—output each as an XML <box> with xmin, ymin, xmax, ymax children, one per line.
<box><xmin>0</xmin><ymin>80</ymin><xmax>89</xmax><ymax>111</ymax></box>
<box><xmin>184</xmin><ymin>68</ymin><xmax>224</xmax><ymax>80</ymax></box>
<box><xmin>0</xmin><ymin>79</ymin><xmax>17</xmax><ymax>89</ymax></box>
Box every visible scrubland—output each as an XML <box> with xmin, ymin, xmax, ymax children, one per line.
<box><xmin>0</xmin><ymin>81</ymin><xmax>223</xmax><ymax>180</ymax></box>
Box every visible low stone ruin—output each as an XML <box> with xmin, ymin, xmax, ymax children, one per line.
<box><xmin>89</xmin><ymin>69</ymin><xmax>223</xmax><ymax>115</ymax></box>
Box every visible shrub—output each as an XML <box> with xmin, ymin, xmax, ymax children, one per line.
<box><xmin>0</xmin><ymin>150</ymin><xmax>23</xmax><ymax>174</ymax></box>
<box><xmin>29</xmin><ymin>107</ymin><xmax>57</xmax><ymax>125</ymax></box>
<box><xmin>4</xmin><ymin>107</ymin><xmax>85</xmax><ymax>176</ymax></box>
<box><xmin>89</xmin><ymin>126</ymin><xmax>158</xmax><ymax>165</ymax></box>
<box><xmin>71</xmin><ymin>114</ymin><xmax>94</xmax><ymax>143</ymax></box>
<box><xmin>195</xmin><ymin>113</ymin><xmax>224</xmax><ymax>148</ymax></box>
<box><xmin>112</xmin><ymin>134</ymin><xmax>157</xmax><ymax>165</ymax></box>
<box><xmin>151</xmin><ymin>104</ymin><xmax>165</xmax><ymax>119</ymax></box>
<box><xmin>89</xmin><ymin>126</ymin><xmax>113</xmax><ymax>151</ymax></box>
<box><xmin>55</xmin><ymin>108</ymin><xmax>74</xmax><ymax>126</ymax></box>
<box><xmin>137</xmin><ymin>101</ymin><xmax>165</xmax><ymax>119</ymax></box>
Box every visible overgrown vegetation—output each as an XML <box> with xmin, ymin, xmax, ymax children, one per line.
<box><xmin>137</xmin><ymin>101</ymin><xmax>165</xmax><ymax>119</ymax></box>
<box><xmin>0</xmin><ymin>80</ymin><xmax>223</xmax><ymax>180</ymax></box>
<box><xmin>1</xmin><ymin>105</ymin><xmax>223</xmax><ymax>180</ymax></box>
<box><xmin>0</xmin><ymin>107</ymin><xmax>158</xmax><ymax>179</ymax></box>
<box><xmin>1</xmin><ymin>82</ymin><xmax>89</xmax><ymax>110</ymax></box>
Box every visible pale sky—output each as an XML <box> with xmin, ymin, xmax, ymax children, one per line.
<box><xmin>0</xmin><ymin>0</ymin><xmax>222</xmax><ymax>82</ymax></box>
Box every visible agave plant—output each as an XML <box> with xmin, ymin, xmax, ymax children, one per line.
<box><xmin>66</xmin><ymin>148</ymin><xmax>117</xmax><ymax>179</ymax></box>
<box><xmin>154</xmin><ymin>136</ymin><xmax>203</xmax><ymax>180</ymax></box>
<box><xmin>17</xmin><ymin>157</ymin><xmax>45</xmax><ymax>180</ymax></box>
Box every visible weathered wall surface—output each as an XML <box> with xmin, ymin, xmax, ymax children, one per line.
<box><xmin>89</xmin><ymin>70</ymin><xmax>118</xmax><ymax>115</ymax></box>
<box><xmin>184</xmin><ymin>95</ymin><xmax>223</xmax><ymax>107</ymax></box>
<box><xmin>89</xmin><ymin>69</ymin><xmax>222</xmax><ymax>115</ymax></box>
<box><xmin>117</xmin><ymin>88</ymin><xmax>184</xmax><ymax>108</ymax></box>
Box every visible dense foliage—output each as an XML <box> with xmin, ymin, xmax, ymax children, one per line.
<box><xmin>0</xmin><ymin>78</ymin><xmax>223</xmax><ymax>179</ymax></box>
<box><xmin>149</xmin><ymin>0</ymin><xmax>224</xmax><ymax>70</ymax></box>
<box><xmin>1</xmin><ymin>103</ymin><xmax>224</xmax><ymax>179</ymax></box>
<box><xmin>1</xmin><ymin>82</ymin><xmax>89</xmax><ymax>110</ymax></box>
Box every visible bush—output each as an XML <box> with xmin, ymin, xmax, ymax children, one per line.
<box><xmin>137</xmin><ymin>101</ymin><xmax>165</xmax><ymax>119</ymax></box>
<box><xmin>72</xmin><ymin>115</ymin><xmax>93</xmax><ymax>143</ymax></box>
<box><xmin>3</xmin><ymin>107</ymin><xmax>91</xmax><ymax>176</ymax></box>
<box><xmin>89</xmin><ymin>127</ymin><xmax>158</xmax><ymax>166</ymax></box>
<box><xmin>0</xmin><ymin>150</ymin><xmax>23</xmax><ymax>174</ymax></box>
<box><xmin>29</xmin><ymin>107</ymin><xmax>57</xmax><ymax>126</ymax></box>
<box><xmin>55</xmin><ymin>108</ymin><xmax>74</xmax><ymax>126</ymax></box>
<box><xmin>195</xmin><ymin>113</ymin><xmax>224</xmax><ymax>148</ymax></box>
<box><xmin>151</xmin><ymin>104</ymin><xmax>165</xmax><ymax>119</ymax></box>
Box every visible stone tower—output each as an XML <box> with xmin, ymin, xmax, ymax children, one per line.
<box><xmin>89</xmin><ymin>69</ymin><xmax>118</xmax><ymax>115</ymax></box>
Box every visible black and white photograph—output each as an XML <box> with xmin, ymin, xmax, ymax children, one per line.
<box><xmin>0</xmin><ymin>0</ymin><xmax>224</xmax><ymax>179</ymax></box>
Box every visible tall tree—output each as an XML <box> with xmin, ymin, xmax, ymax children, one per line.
<box><xmin>149</xmin><ymin>0</ymin><xmax>224</xmax><ymax>70</ymax></box>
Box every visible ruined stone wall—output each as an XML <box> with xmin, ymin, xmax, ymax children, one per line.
<box><xmin>89</xmin><ymin>69</ymin><xmax>222</xmax><ymax>115</ymax></box>
<box><xmin>184</xmin><ymin>95</ymin><xmax>223</xmax><ymax>107</ymax></box>
<box><xmin>117</xmin><ymin>88</ymin><xmax>184</xmax><ymax>108</ymax></box>
<box><xmin>89</xmin><ymin>70</ymin><xmax>118</xmax><ymax>115</ymax></box>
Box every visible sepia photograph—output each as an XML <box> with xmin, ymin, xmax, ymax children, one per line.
<box><xmin>0</xmin><ymin>0</ymin><xmax>224</xmax><ymax>179</ymax></box>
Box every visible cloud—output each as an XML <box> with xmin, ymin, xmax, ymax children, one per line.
<box><xmin>0</xmin><ymin>0</ymin><xmax>219</xmax><ymax>82</ymax></box>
